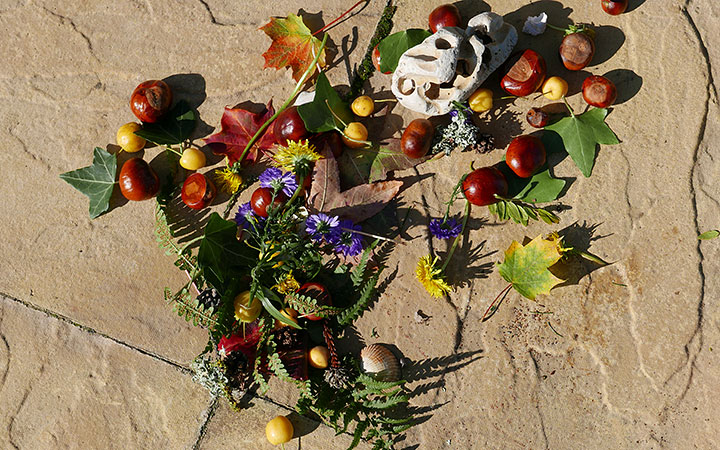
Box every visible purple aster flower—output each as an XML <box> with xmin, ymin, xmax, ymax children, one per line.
<box><xmin>306</xmin><ymin>213</ymin><xmax>340</xmax><ymax>243</ymax></box>
<box><xmin>259</xmin><ymin>167</ymin><xmax>298</xmax><ymax>198</ymax></box>
<box><xmin>335</xmin><ymin>220</ymin><xmax>364</xmax><ymax>257</ymax></box>
<box><xmin>449</xmin><ymin>109</ymin><xmax>459</xmax><ymax>118</ymax></box>
<box><xmin>429</xmin><ymin>217</ymin><xmax>462</xmax><ymax>240</ymax></box>
<box><xmin>234</xmin><ymin>202</ymin><xmax>264</xmax><ymax>231</ymax></box>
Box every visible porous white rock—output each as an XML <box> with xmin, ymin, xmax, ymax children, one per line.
<box><xmin>391</xmin><ymin>12</ymin><xmax>517</xmax><ymax>116</ymax></box>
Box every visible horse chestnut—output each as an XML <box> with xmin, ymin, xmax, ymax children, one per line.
<box><xmin>119</xmin><ymin>158</ymin><xmax>160</xmax><ymax>201</ymax></box>
<box><xmin>401</xmin><ymin>119</ymin><xmax>435</xmax><ymax>159</ymax></box>
<box><xmin>130</xmin><ymin>80</ymin><xmax>172</xmax><ymax>123</ymax></box>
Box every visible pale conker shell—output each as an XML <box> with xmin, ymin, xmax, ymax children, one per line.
<box><xmin>360</xmin><ymin>344</ymin><xmax>401</xmax><ymax>382</ymax></box>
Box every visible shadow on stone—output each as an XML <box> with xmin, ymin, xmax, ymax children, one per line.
<box><xmin>604</xmin><ymin>68</ymin><xmax>643</xmax><ymax>105</ymax></box>
<box><xmin>552</xmin><ymin>221</ymin><xmax>613</xmax><ymax>287</ymax></box>
<box><xmin>163</xmin><ymin>73</ymin><xmax>214</xmax><ymax>140</ymax></box>
<box><xmin>591</xmin><ymin>25</ymin><xmax>626</xmax><ymax>66</ymax></box>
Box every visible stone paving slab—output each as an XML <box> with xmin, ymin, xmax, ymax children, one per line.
<box><xmin>2</xmin><ymin>0</ymin><xmax>720</xmax><ymax>448</ymax></box>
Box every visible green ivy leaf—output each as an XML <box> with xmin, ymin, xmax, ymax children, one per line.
<box><xmin>515</xmin><ymin>170</ymin><xmax>566</xmax><ymax>203</ymax></box>
<box><xmin>698</xmin><ymin>230</ymin><xmax>720</xmax><ymax>240</ymax></box>
<box><xmin>59</xmin><ymin>147</ymin><xmax>117</xmax><ymax>219</ymax></box>
<box><xmin>134</xmin><ymin>100</ymin><xmax>197</xmax><ymax>145</ymax></box>
<box><xmin>197</xmin><ymin>213</ymin><xmax>257</xmax><ymax>290</ymax></box>
<box><xmin>297</xmin><ymin>73</ymin><xmax>353</xmax><ymax>133</ymax></box>
<box><xmin>377</xmin><ymin>29</ymin><xmax>431</xmax><ymax>73</ymax></box>
<box><xmin>544</xmin><ymin>107</ymin><xmax>619</xmax><ymax>177</ymax></box>
<box><xmin>497</xmin><ymin>234</ymin><xmax>565</xmax><ymax>300</ymax></box>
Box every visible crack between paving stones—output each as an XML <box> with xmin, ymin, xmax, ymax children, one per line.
<box><xmin>0</xmin><ymin>292</ymin><xmax>190</xmax><ymax>374</ymax></box>
<box><xmin>528</xmin><ymin>350</ymin><xmax>550</xmax><ymax>450</ymax></box>
<box><xmin>39</xmin><ymin>7</ymin><xmax>100</xmax><ymax>63</ymax></box>
<box><xmin>195</xmin><ymin>0</ymin><xmax>232</xmax><ymax>26</ymax></box>
<box><xmin>191</xmin><ymin>396</ymin><xmax>219</xmax><ymax>450</ymax></box>
<box><xmin>662</xmin><ymin>3</ymin><xmax>715</xmax><ymax>404</ymax></box>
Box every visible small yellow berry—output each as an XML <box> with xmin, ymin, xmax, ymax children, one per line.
<box><xmin>341</xmin><ymin>122</ymin><xmax>369</xmax><ymax>148</ymax></box>
<box><xmin>309</xmin><ymin>346</ymin><xmax>330</xmax><ymax>369</ymax></box>
<box><xmin>266</xmin><ymin>415</ymin><xmax>293</xmax><ymax>445</ymax></box>
<box><xmin>179</xmin><ymin>148</ymin><xmax>206</xmax><ymax>171</ymax></box>
<box><xmin>351</xmin><ymin>95</ymin><xmax>375</xmax><ymax>117</ymax></box>
<box><xmin>233</xmin><ymin>291</ymin><xmax>262</xmax><ymax>323</ymax></box>
<box><xmin>468</xmin><ymin>88</ymin><xmax>493</xmax><ymax>112</ymax></box>
<box><xmin>542</xmin><ymin>76</ymin><xmax>569</xmax><ymax>100</ymax></box>
<box><xmin>116</xmin><ymin>122</ymin><xmax>146</xmax><ymax>152</ymax></box>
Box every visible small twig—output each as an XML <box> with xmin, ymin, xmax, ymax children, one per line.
<box><xmin>342</xmin><ymin>227</ymin><xmax>394</xmax><ymax>242</ymax></box>
<box><xmin>312</xmin><ymin>0</ymin><xmax>368</xmax><ymax>36</ymax></box>
<box><xmin>482</xmin><ymin>283</ymin><xmax>513</xmax><ymax>322</ymax></box>
<box><xmin>547</xmin><ymin>321</ymin><xmax>564</xmax><ymax>337</ymax></box>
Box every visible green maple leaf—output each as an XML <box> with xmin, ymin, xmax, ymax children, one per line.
<box><xmin>545</xmin><ymin>107</ymin><xmax>619</xmax><ymax>177</ymax></box>
<box><xmin>260</xmin><ymin>13</ymin><xmax>326</xmax><ymax>82</ymax></box>
<box><xmin>497</xmin><ymin>235</ymin><xmax>565</xmax><ymax>300</ymax></box>
<box><xmin>59</xmin><ymin>147</ymin><xmax>117</xmax><ymax>219</ymax></box>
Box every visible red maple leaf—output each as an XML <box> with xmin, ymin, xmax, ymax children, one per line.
<box><xmin>203</xmin><ymin>101</ymin><xmax>277</xmax><ymax>166</ymax></box>
<box><xmin>260</xmin><ymin>13</ymin><xmax>326</xmax><ymax>82</ymax></box>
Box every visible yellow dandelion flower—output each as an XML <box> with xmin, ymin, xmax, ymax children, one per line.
<box><xmin>273</xmin><ymin>271</ymin><xmax>300</xmax><ymax>295</ymax></box>
<box><xmin>214</xmin><ymin>166</ymin><xmax>243</xmax><ymax>194</ymax></box>
<box><xmin>545</xmin><ymin>232</ymin><xmax>572</xmax><ymax>255</ymax></box>
<box><xmin>416</xmin><ymin>255</ymin><xmax>452</xmax><ymax>298</ymax></box>
<box><xmin>273</xmin><ymin>140</ymin><xmax>322</xmax><ymax>176</ymax></box>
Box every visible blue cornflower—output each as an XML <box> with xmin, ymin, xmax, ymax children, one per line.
<box><xmin>234</xmin><ymin>202</ymin><xmax>264</xmax><ymax>231</ymax></box>
<box><xmin>259</xmin><ymin>167</ymin><xmax>298</xmax><ymax>198</ymax></box>
<box><xmin>429</xmin><ymin>217</ymin><xmax>462</xmax><ymax>240</ymax></box>
<box><xmin>306</xmin><ymin>213</ymin><xmax>340</xmax><ymax>243</ymax></box>
<box><xmin>335</xmin><ymin>220</ymin><xmax>364</xmax><ymax>256</ymax></box>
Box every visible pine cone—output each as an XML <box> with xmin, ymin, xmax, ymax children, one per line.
<box><xmin>324</xmin><ymin>365</ymin><xmax>353</xmax><ymax>390</ymax></box>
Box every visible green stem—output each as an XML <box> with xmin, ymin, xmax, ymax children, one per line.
<box><xmin>546</xmin><ymin>23</ymin><xmax>567</xmax><ymax>33</ymax></box>
<box><xmin>166</xmin><ymin>145</ymin><xmax>183</xmax><ymax>157</ymax></box>
<box><xmin>236</xmin><ymin>34</ymin><xmax>328</xmax><ymax>164</ymax></box>
<box><xmin>562</xmin><ymin>96</ymin><xmax>575</xmax><ymax>117</ymax></box>
<box><xmin>342</xmin><ymin>227</ymin><xmax>394</xmax><ymax>242</ymax></box>
<box><xmin>482</xmin><ymin>283</ymin><xmax>513</xmax><ymax>321</ymax></box>
<box><xmin>440</xmin><ymin>200</ymin><xmax>470</xmax><ymax>272</ymax></box>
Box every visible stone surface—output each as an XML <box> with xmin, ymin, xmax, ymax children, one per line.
<box><xmin>0</xmin><ymin>294</ymin><xmax>210</xmax><ymax>449</ymax></box>
<box><xmin>1</xmin><ymin>0</ymin><xmax>719</xmax><ymax>448</ymax></box>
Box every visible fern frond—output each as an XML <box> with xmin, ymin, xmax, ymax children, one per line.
<box><xmin>337</xmin><ymin>271</ymin><xmax>381</xmax><ymax>326</ymax></box>
<box><xmin>350</xmin><ymin>239</ymin><xmax>379</xmax><ymax>286</ymax></box>
<box><xmin>165</xmin><ymin>284</ymin><xmax>218</xmax><ymax>328</ymax></box>
<box><xmin>285</xmin><ymin>291</ymin><xmax>344</xmax><ymax>317</ymax></box>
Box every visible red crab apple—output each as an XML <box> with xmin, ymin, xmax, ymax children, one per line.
<box><xmin>181</xmin><ymin>173</ymin><xmax>216</xmax><ymax>210</ymax></box>
<box><xmin>250</xmin><ymin>187</ymin><xmax>287</xmax><ymax>218</ymax></box>
<box><xmin>429</xmin><ymin>4</ymin><xmax>461</xmax><ymax>33</ymax></box>
<box><xmin>462</xmin><ymin>167</ymin><xmax>508</xmax><ymax>206</ymax></box>
<box><xmin>274</xmin><ymin>106</ymin><xmax>309</xmax><ymax>147</ymax></box>
<box><xmin>296</xmin><ymin>282</ymin><xmax>332</xmax><ymax>321</ymax></box>
<box><xmin>582</xmin><ymin>75</ymin><xmax>617</xmax><ymax>108</ymax></box>
<box><xmin>119</xmin><ymin>158</ymin><xmax>160</xmax><ymax>201</ymax></box>
<box><xmin>601</xmin><ymin>0</ymin><xmax>628</xmax><ymax>15</ymax></box>
<box><xmin>501</xmin><ymin>49</ymin><xmax>547</xmax><ymax>97</ymax></box>
<box><xmin>506</xmin><ymin>135</ymin><xmax>546</xmax><ymax>178</ymax></box>
<box><xmin>130</xmin><ymin>80</ymin><xmax>173</xmax><ymax>123</ymax></box>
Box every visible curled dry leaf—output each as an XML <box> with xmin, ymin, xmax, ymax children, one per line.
<box><xmin>308</xmin><ymin>146</ymin><xmax>402</xmax><ymax>223</ymax></box>
<box><xmin>203</xmin><ymin>101</ymin><xmax>277</xmax><ymax>166</ymax></box>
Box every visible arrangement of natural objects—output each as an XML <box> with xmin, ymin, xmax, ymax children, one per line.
<box><xmin>60</xmin><ymin>1</ymin><xmax>628</xmax><ymax>448</ymax></box>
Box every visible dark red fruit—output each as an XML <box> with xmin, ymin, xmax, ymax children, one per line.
<box><xmin>559</xmin><ymin>32</ymin><xmax>595</xmax><ymax>71</ymax></box>
<box><xmin>250</xmin><ymin>187</ymin><xmax>287</xmax><ymax>218</ymax></box>
<box><xmin>181</xmin><ymin>173</ymin><xmax>216</xmax><ymax>210</ymax></box>
<box><xmin>506</xmin><ymin>135</ymin><xmax>546</xmax><ymax>178</ymax></box>
<box><xmin>119</xmin><ymin>158</ymin><xmax>160</xmax><ymax>201</ymax></box>
<box><xmin>526</xmin><ymin>107</ymin><xmax>549</xmax><ymax>128</ymax></box>
<box><xmin>130</xmin><ymin>80</ymin><xmax>172</xmax><ymax>123</ymax></box>
<box><xmin>462</xmin><ymin>167</ymin><xmax>508</xmax><ymax>206</ymax></box>
<box><xmin>501</xmin><ymin>49</ymin><xmax>547</xmax><ymax>97</ymax></box>
<box><xmin>297</xmin><ymin>282</ymin><xmax>332</xmax><ymax>321</ymax></box>
<box><xmin>582</xmin><ymin>75</ymin><xmax>617</xmax><ymax>108</ymax></box>
<box><xmin>310</xmin><ymin>131</ymin><xmax>343</xmax><ymax>159</ymax></box>
<box><xmin>372</xmin><ymin>45</ymin><xmax>391</xmax><ymax>74</ymax></box>
<box><xmin>429</xmin><ymin>4</ymin><xmax>461</xmax><ymax>33</ymax></box>
<box><xmin>601</xmin><ymin>0</ymin><xmax>628</xmax><ymax>15</ymax></box>
<box><xmin>401</xmin><ymin>119</ymin><xmax>435</xmax><ymax>159</ymax></box>
<box><xmin>274</xmin><ymin>106</ymin><xmax>309</xmax><ymax>147</ymax></box>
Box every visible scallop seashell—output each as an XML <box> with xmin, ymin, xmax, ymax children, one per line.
<box><xmin>360</xmin><ymin>344</ymin><xmax>401</xmax><ymax>382</ymax></box>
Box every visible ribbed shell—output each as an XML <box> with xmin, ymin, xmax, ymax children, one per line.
<box><xmin>360</xmin><ymin>344</ymin><xmax>401</xmax><ymax>382</ymax></box>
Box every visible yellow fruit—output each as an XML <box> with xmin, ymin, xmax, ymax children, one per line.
<box><xmin>233</xmin><ymin>291</ymin><xmax>262</xmax><ymax>323</ymax></box>
<box><xmin>341</xmin><ymin>122</ymin><xmax>369</xmax><ymax>148</ymax></box>
<box><xmin>116</xmin><ymin>122</ymin><xmax>146</xmax><ymax>153</ymax></box>
<box><xmin>265</xmin><ymin>415</ymin><xmax>293</xmax><ymax>445</ymax></box>
<box><xmin>275</xmin><ymin>308</ymin><xmax>298</xmax><ymax>328</ymax></box>
<box><xmin>351</xmin><ymin>95</ymin><xmax>374</xmax><ymax>117</ymax></box>
<box><xmin>179</xmin><ymin>148</ymin><xmax>206</xmax><ymax>171</ymax></box>
<box><xmin>542</xmin><ymin>76</ymin><xmax>569</xmax><ymax>100</ymax></box>
<box><xmin>468</xmin><ymin>88</ymin><xmax>493</xmax><ymax>112</ymax></box>
<box><xmin>309</xmin><ymin>346</ymin><xmax>330</xmax><ymax>369</ymax></box>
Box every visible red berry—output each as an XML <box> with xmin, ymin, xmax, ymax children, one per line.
<box><xmin>130</xmin><ymin>80</ymin><xmax>172</xmax><ymax>123</ymax></box>
<box><xmin>526</xmin><ymin>108</ymin><xmax>549</xmax><ymax>128</ymax></box>
<box><xmin>501</xmin><ymin>49</ymin><xmax>547</xmax><ymax>97</ymax></box>
<box><xmin>296</xmin><ymin>282</ymin><xmax>332</xmax><ymax>321</ymax></box>
<box><xmin>372</xmin><ymin>45</ymin><xmax>391</xmax><ymax>74</ymax></box>
<box><xmin>428</xmin><ymin>4</ymin><xmax>461</xmax><ymax>33</ymax></box>
<box><xmin>462</xmin><ymin>167</ymin><xmax>508</xmax><ymax>206</ymax></box>
<box><xmin>601</xmin><ymin>0</ymin><xmax>628</xmax><ymax>15</ymax></box>
<box><xmin>582</xmin><ymin>75</ymin><xmax>617</xmax><ymax>108</ymax></box>
<box><xmin>559</xmin><ymin>32</ymin><xmax>595</xmax><ymax>71</ymax></box>
<box><xmin>506</xmin><ymin>135</ymin><xmax>546</xmax><ymax>178</ymax></box>
<box><xmin>119</xmin><ymin>158</ymin><xmax>160</xmax><ymax>201</ymax></box>
<box><xmin>181</xmin><ymin>173</ymin><xmax>216</xmax><ymax>210</ymax></box>
<box><xmin>401</xmin><ymin>119</ymin><xmax>435</xmax><ymax>159</ymax></box>
<box><xmin>274</xmin><ymin>106</ymin><xmax>309</xmax><ymax>147</ymax></box>
<box><xmin>250</xmin><ymin>187</ymin><xmax>287</xmax><ymax>218</ymax></box>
